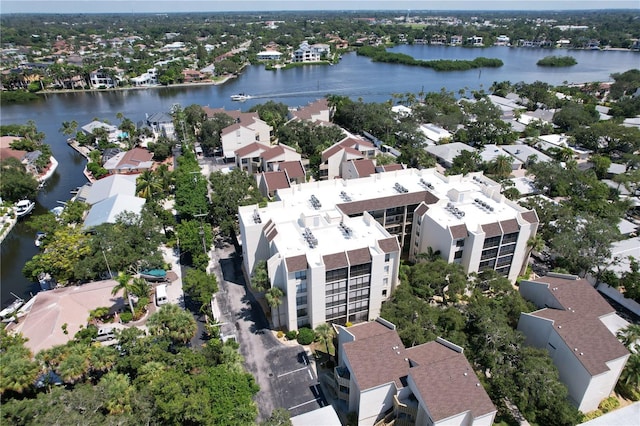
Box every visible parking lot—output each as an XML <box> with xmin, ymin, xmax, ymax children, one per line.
<box><xmin>211</xmin><ymin>241</ymin><xmax>327</xmax><ymax>421</ymax></box>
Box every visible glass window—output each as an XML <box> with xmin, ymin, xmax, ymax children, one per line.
<box><xmin>296</xmin><ymin>295</ymin><xmax>307</xmax><ymax>306</ymax></box>
<box><xmin>326</xmin><ymin>267</ymin><xmax>348</xmax><ymax>282</ymax></box>
<box><xmin>295</xmin><ymin>270</ymin><xmax>307</xmax><ymax>280</ymax></box>
<box><xmin>385</xmin><ymin>253</ymin><xmax>390</xmax><ymax>262</ymax></box>
<box><xmin>454</xmin><ymin>250</ymin><xmax>463</xmax><ymax>259</ymax></box>
<box><xmin>296</xmin><ymin>282</ymin><xmax>307</xmax><ymax>294</ymax></box>
<box><xmin>350</xmin><ymin>263</ymin><xmax>371</xmax><ymax>277</ymax></box>
<box><xmin>456</xmin><ymin>239</ymin><xmax>465</xmax><ymax>247</ymax></box>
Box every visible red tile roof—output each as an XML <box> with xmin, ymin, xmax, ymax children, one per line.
<box><xmin>378</xmin><ymin>237</ymin><xmax>401</xmax><ymax>254</ymax></box>
<box><xmin>279</xmin><ymin>160</ymin><xmax>306</xmax><ymax>179</ymax></box>
<box><xmin>323</xmin><ymin>252</ymin><xmax>349</xmax><ymax>270</ymax></box>
<box><xmin>203</xmin><ymin>107</ymin><xmax>259</xmax><ymax>124</ymax></box>
<box><xmin>342</xmin><ymin>321</ymin><xmax>496</xmax><ymax>421</ymax></box>
<box><xmin>379</xmin><ymin>164</ymin><xmax>405</xmax><ymax>172</ymax></box>
<box><xmin>347</xmin><ymin>248</ymin><xmax>371</xmax><ymax>265</ymax></box>
<box><xmin>234</xmin><ymin>142</ymin><xmax>270</xmax><ymax>158</ymax></box>
<box><xmin>450</xmin><ymin>224</ymin><xmax>468</xmax><ymax>240</ymax></box>
<box><xmin>262</xmin><ymin>171</ymin><xmax>290</xmax><ymax>192</ymax></box>
<box><xmin>407</xmin><ymin>342</ymin><xmax>497</xmax><ymax>422</ymax></box>
<box><xmin>285</xmin><ymin>254</ymin><xmax>308</xmax><ymax>272</ymax></box>
<box><xmin>481</xmin><ymin>222</ymin><xmax>502</xmax><ymax>238</ymax></box>
<box><xmin>337</xmin><ymin>191</ymin><xmax>439</xmax><ymax>216</ymax></box>
<box><xmin>526</xmin><ymin>276</ymin><xmax>629</xmax><ymax>376</ymax></box>
<box><xmin>290</xmin><ymin>98</ymin><xmax>329</xmax><ymax>121</ymax></box>
<box><xmin>521</xmin><ymin>210</ymin><xmax>539</xmax><ymax>224</ymax></box>
<box><xmin>351</xmin><ymin>158</ymin><xmax>376</xmax><ymax>178</ymax></box>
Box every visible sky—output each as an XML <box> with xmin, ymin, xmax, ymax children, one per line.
<box><xmin>2</xmin><ymin>0</ymin><xmax>638</xmax><ymax>14</ymax></box>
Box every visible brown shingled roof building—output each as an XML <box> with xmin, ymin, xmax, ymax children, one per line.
<box><xmin>335</xmin><ymin>318</ymin><xmax>496</xmax><ymax>425</ymax></box>
<box><xmin>517</xmin><ymin>273</ymin><xmax>630</xmax><ymax>412</ymax></box>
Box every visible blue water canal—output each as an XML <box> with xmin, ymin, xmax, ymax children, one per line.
<box><xmin>1</xmin><ymin>46</ymin><xmax>638</xmax><ymax>307</ymax></box>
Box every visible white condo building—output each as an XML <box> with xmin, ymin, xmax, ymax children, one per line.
<box><xmin>239</xmin><ymin>168</ymin><xmax>538</xmax><ymax>330</ymax></box>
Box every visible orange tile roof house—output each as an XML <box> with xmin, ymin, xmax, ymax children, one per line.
<box><xmin>335</xmin><ymin>318</ymin><xmax>496</xmax><ymax>426</ymax></box>
<box><xmin>517</xmin><ymin>273</ymin><xmax>630</xmax><ymax>412</ymax></box>
<box><xmin>320</xmin><ymin>135</ymin><xmax>377</xmax><ymax>180</ymax></box>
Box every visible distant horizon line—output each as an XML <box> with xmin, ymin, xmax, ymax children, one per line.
<box><xmin>4</xmin><ymin>8</ymin><xmax>638</xmax><ymax>15</ymax></box>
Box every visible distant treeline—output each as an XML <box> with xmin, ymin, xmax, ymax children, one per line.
<box><xmin>537</xmin><ymin>55</ymin><xmax>578</xmax><ymax>67</ymax></box>
<box><xmin>357</xmin><ymin>46</ymin><xmax>503</xmax><ymax>71</ymax></box>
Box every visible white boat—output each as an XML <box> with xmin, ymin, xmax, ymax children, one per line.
<box><xmin>35</xmin><ymin>232</ymin><xmax>46</xmax><ymax>247</ymax></box>
<box><xmin>15</xmin><ymin>200</ymin><xmax>35</xmax><ymax>218</ymax></box>
<box><xmin>0</xmin><ymin>296</ymin><xmax>25</xmax><ymax>319</ymax></box>
<box><xmin>230</xmin><ymin>93</ymin><xmax>252</xmax><ymax>101</ymax></box>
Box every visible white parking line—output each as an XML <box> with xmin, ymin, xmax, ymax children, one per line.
<box><xmin>307</xmin><ymin>369</ymin><xmax>313</xmax><ymax>380</ymax></box>
<box><xmin>288</xmin><ymin>397</ymin><xmax>323</xmax><ymax>411</ymax></box>
<box><xmin>277</xmin><ymin>366</ymin><xmax>308</xmax><ymax>378</ymax></box>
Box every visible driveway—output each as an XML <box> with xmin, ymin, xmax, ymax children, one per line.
<box><xmin>211</xmin><ymin>240</ymin><xmax>327</xmax><ymax>421</ymax></box>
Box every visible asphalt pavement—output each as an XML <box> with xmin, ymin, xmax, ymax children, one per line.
<box><xmin>211</xmin><ymin>240</ymin><xmax>327</xmax><ymax>421</ymax></box>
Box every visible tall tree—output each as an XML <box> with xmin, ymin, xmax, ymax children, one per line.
<box><xmin>209</xmin><ymin>168</ymin><xmax>265</xmax><ymax>249</ymax></box>
<box><xmin>147</xmin><ymin>304</ymin><xmax>197</xmax><ymax>346</ymax></box>
<box><xmin>265</xmin><ymin>287</ymin><xmax>284</xmax><ymax>329</ymax></box>
<box><xmin>111</xmin><ymin>272</ymin><xmax>136</xmax><ymax>315</ymax></box>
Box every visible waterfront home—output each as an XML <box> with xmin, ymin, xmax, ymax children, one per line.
<box><xmin>256</xmin><ymin>50</ymin><xmax>283</xmax><ymax>61</ymax></box>
<box><xmin>7</xmin><ymin>279</ymin><xmax>127</xmax><ymax>355</ymax></box>
<box><xmin>103</xmin><ymin>147</ymin><xmax>154</xmax><ymax>174</ymax></box>
<box><xmin>130</xmin><ymin>68</ymin><xmax>158</xmax><ymax>86</ymax></box>
<box><xmin>81</xmin><ymin>120</ymin><xmax>120</xmax><ymax>143</ymax></box>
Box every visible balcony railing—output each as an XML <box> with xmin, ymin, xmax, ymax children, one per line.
<box><xmin>393</xmin><ymin>394</ymin><xmax>417</xmax><ymax>425</ymax></box>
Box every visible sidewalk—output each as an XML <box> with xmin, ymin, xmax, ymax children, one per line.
<box><xmin>161</xmin><ymin>246</ymin><xmax>184</xmax><ymax>307</ymax></box>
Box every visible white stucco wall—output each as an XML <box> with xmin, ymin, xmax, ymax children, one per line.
<box><xmin>579</xmin><ymin>355</ymin><xmax>629</xmax><ymax>412</ymax></box>
<box><xmin>358</xmin><ymin>383</ymin><xmax>397</xmax><ymax>426</ymax></box>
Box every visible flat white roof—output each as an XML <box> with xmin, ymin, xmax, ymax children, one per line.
<box><xmin>242</xmin><ymin>168</ymin><xmax>530</xmax><ymax>252</ymax></box>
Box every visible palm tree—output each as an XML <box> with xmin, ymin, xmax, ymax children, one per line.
<box><xmin>520</xmin><ymin>234</ymin><xmax>544</xmax><ymax>276</ymax></box>
<box><xmin>59</xmin><ymin>120</ymin><xmax>78</xmax><ymax>139</ymax></box>
<box><xmin>487</xmin><ymin>155</ymin><xmax>513</xmax><ymax>180</ymax></box>
<box><xmin>56</xmin><ymin>346</ymin><xmax>90</xmax><ymax>384</ymax></box>
<box><xmin>618</xmin><ymin>353</ymin><xmax>640</xmax><ymax>390</ymax></box>
<box><xmin>314</xmin><ymin>323</ymin><xmax>333</xmax><ymax>355</ymax></box>
<box><xmin>136</xmin><ymin>170</ymin><xmax>162</xmax><ymax>201</ymax></box>
<box><xmin>617</xmin><ymin>324</ymin><xmax>640</xmax><ymax>352</ymax></box>
<box><xmin>147</xmin><ymin>304</ymin><xmax>197</xmax><ymax>346</ymax></box>
<box><xmin>265</xmin><ymin>287</ymin><xmax>285</xmax><ymax>329</ymax></box>
<box><xmin>111</xmin><ymin>272</ymin><xmax>135</xmax><ymax>315</ymax></box>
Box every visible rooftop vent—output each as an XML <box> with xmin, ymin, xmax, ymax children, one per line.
<box><xmin>394</xmin><ymin>182</ymin><xmax>408</xmax><ymax>193</ymax></box>
<box><xmin>419</xmin><ymin>178</ymin><xmax>434</xmax><ymax>190</ymax></box>
<box><xmin>303</xmin><ymin>227</ymin><xmax>318</xmax><ymax>248</ymax></box>
<box><xmin>339</xmin><ymin>221</ymin><xmax>352</xmax><ymax>238</ymax></box>
<box><xmin>339</xmin><ymin>190</ymin><xmax>352</xmax><ymax>202</ymax></box>
<box><xmin>310</xmin><ymin>194</ymin><xmax>322</xmax><ymax>210</ymax></box>
<box><xmin>252</xmin><ymin>209</ymin><xmax>262</xmax><ymax>224</ymax></box>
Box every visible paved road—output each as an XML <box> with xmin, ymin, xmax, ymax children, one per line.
<box><xmin>211</xmin><ymin>241</ymin><xmax>327</xmax><ymax>421</ymax></box>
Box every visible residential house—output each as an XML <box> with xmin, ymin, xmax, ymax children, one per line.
<box><xmin>495</xmin><ymin>35</ymin><xmax>510</xmax><ymax>46</ymax></box>
<box><xmin>289</xmin><ymin>98</ymin><xmax>331</xmax><ymax>123</ymax></box>
<box><xmin>234</xmin><ymin>142</ymin><xmax>271</xmax><ymax>173</ymax></box>
<box><xmin>257</xmin><ymin>171</ymin><xmax>290</xmax><ymax>199</ymax></box>
<box><xmin>419</xmin><ymin>123</ymin><xmax>451</xmax><ymax>145</ymax></box>
<box><xmin>130</xmin><ymin>68</ymin><xmax>158</xmax><ymax>86</ymax></box>
<box><xmin>103</xmin><ymin>147</ymin><xmax>154</xmax><ymax>175</ymax></box>
<box><xmin>257</xmin><ymin>160</ymin><xmax>308</xmax><ymax>198</ymax></box>
<box><xmin>272</xmin><ymin>160</ymin><xmax>306</xmax><ymax>184</ymax></box>
<box><xmin>479</xmin><ymin>144</ymin><xmax>523</xmax><ymax>171</ymax></box>
<box><xmin>89</xmin><ymin>68</ymin><xmax>117</xmax><ymax>88</ymax></box>
<box><xmin>256</xmin><ymin>50</ymin><xmax>283</xmax><ymax>61</ymax></box>
<box><xmin>81</xmin><ymin>120</ymin><xmax>120</xmax><ymax>143</ymax></box>
<box><xmin>501</xmin><ymin>144</ymin><xmax>552</xmax><ymax>168</ymax></box>
<box><xmin>181</xmin><ymin>69</ymin><xmax>205</xmax><ymax>82</ymax></box>
<box><xmin>260</xmin><ymin>143</ymin><xmax>302</xmax><ymax>172</ymax></box>
<box><xmin>517</xmin><ymin>273</ymin><xmax>630</xmax><ymax>412</ymax></box>
<box><xmin>145</xmin><ymin>112</ymin><xmax>175</xmax><ymax>139</ymax></box>
<box><xmin>467</xmin><ymin>36</ymin><xmax>484</xmax><ymax>46</ymax></box>
<box><xmin>334</xmin><ymin>318</ymin><xmax>497</xmax><ymax>426</ymax></box>
<box><xmin>320</xmin><ymin>136</ymin><xmax>376</xmax><ymax>180</ymax></box>
<box><xmin>203</xmin><ymin>107</ymin><xmax>273</xmax><ymax>161</ymax></box>
<box><xmin>450</xmin><ymin>35</ymin><xmax>463</xmax><ymax>46</ymax></box>
<box><xmin>424</xmin><ymin>142</ymin><xmax>476</xmax><ymax>169</ymax></box>
<box><xmin>81</xmin><ymin>174</ymin><xmax>145</xmax><ymax>229</ymax></box>
<box><xmin>292</xmin><ymin>41</ymin><xmax>329</xmax><ymax>63</ymax></box>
